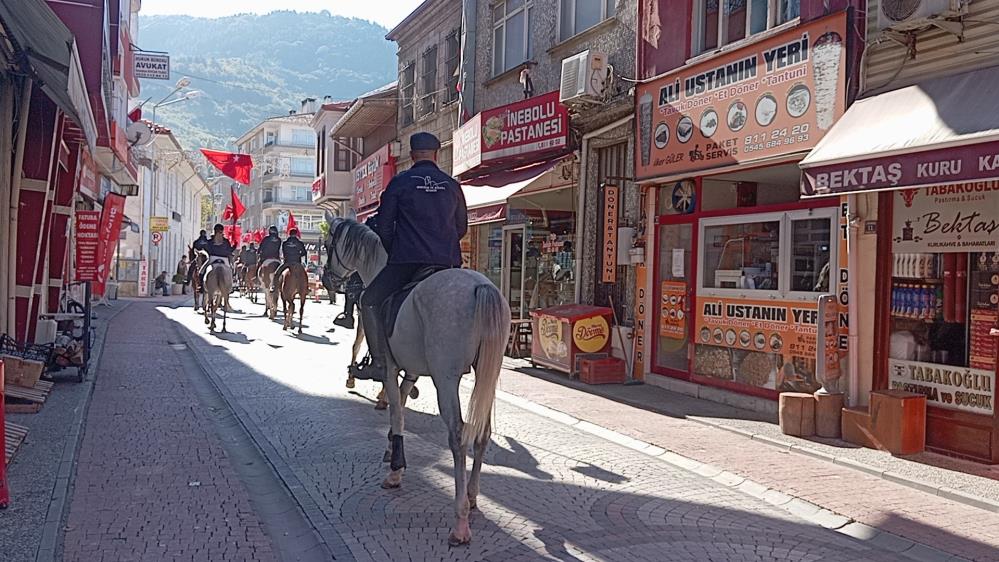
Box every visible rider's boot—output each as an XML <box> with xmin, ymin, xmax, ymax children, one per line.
<box><xmin>333</xmin><ymin>294</ymin><xmax>356</xmax><ymax>329</ymax></box>
<box><xmin>269</xmin><ymin>264</ymin><xmax>286</xmax><ymax>293</ymax></box>
<box><xmin>354</xmin><ymin>304</ymin><xmax>387</xmax><ymax>382</ymax></box>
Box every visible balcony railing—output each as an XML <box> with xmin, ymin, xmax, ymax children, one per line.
<box><xmin>262</xmin><ymin>194</ymin><xmax>315</xmax><ymax>205</ymax></box>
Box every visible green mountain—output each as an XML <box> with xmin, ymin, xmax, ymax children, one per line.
<box><xmin>137</xmin><ymin>10</ymin><xmax>397</xmax><ymax>150</ymax></box>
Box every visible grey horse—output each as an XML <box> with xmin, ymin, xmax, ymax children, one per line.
<box><xmin>325</xmin><ymin>218</ymin><xmax>510</xmax><ymax>546</ymax></box>
<box><xmin>201</xmin><ymin>251</ymin><xmax>232</xmax><ymax>333</ymax></box>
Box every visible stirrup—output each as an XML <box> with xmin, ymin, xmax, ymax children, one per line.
<box><xmin>333</xmin><ymin>313</ymin><xmax>354</xmax><ymax>329</ymax></box>
<box><xmin>351</xmin><ymin>356</ymin><xmax>385</xmax><ymax>382</ymax></box>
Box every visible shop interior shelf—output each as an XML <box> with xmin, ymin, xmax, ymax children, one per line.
<box><xmin>892</xmin><ymin>277</ymin><xmax>944</xmax><ymax>283</ymax></box>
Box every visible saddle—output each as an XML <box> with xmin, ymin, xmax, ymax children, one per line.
<box><xmin>382</xmin><ymin>265</ymin><xmax>449</xmax><ymax>337</ymax></box>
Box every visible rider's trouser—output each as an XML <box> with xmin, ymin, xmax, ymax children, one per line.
<box><xmin>359</xmin><ymin>263</ymin><xmax>429</xmax><ymax>376</ymax></box>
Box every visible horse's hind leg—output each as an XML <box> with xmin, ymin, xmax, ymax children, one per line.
<box><xmin>436</xmin><ymin>376</ymin><xmax>472</xmax><ymax>546</ymax></box>
<box><xmin>381</xmin><ymin>362</ymin><xmax>406</xmax><ymax>490</ymax></box>
<box><xmin>347</xmin><ymin>320</ymin><xmax>364</xmax><ymax>389</ymax></box>
<box><xmin>298</xmin><ymin>293</ymin><xmax>305</xmax><ymax>335</ymax></box>
<box><xmin>222</xmin><ymin>295</ymin><xmax>228</xmax><ymax>333</ymax></box>
<box><xmin>467</xmin><ymin>417</ymin><xmax>491</xmax><ymax>511</ymax></box>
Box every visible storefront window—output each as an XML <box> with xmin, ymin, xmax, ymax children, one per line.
<box><xmin>886</xmin><ymin>187</ymin><xmax>998</xmax><ymax>417</ymax></box>
<box><xmin>790</xmin><ymin>218</ymin><xmax>832</xmax><ymax>293</ymax></box>
<box><xmin>473</xmin><ymin>224</ymin><xmax>503</xmax><ymax>289</ymax></box>
<box><xmin>702</xmin><ymin>219</ymin><xmax>780</xmax><ymax>291</ymax></box>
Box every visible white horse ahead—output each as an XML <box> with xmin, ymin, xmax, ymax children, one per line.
<box><xmin>325</xmin><ymin>218</ymin><xmax>511</xmax><ymax>546</ymax></box>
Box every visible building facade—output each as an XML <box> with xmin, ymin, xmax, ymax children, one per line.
<box><xmin>386</xmin><ymin>0</ymin><xmax>464</xmax><ymax>175</ymax></box>
<box><xmin>235</xmin><ymin>102</ymin><xmax>325</xmax><ymax>253</ymax></box>
<box><xmin>311</xmin><ymin>98</ymin><xmax>358</xmax><ymax>213</ymax></box>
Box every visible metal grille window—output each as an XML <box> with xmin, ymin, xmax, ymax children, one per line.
<box><xmin>492</xmin><ymin>0</ymin><xmax>533</xmax><ymax>76</ymax></box>
<box><xmin>445</xmin><ymin>30</ymin><xmax>460</xmax><ymax>103</ymax></box>
<box><xmin>420</xmin><ymin>45</ymin><xmax>439</xmax><ymax>117</ymax></box>
<box><xmin>559</xmin><ymin>0</ymin><xmax>616</xmax><ymax>42</ymax></box>
<box><xmin>692</xmin><ymin>0</ymin><xmax>799</xmax><ymax>55</ymax></box>
<box><xmin>401</xmin><ymin>61</ymin><xmax>416</xmax><ymax>126</ymax></box>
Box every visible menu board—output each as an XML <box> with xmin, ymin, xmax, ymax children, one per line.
<box><xmin>659</xmin><ymin>281</ymin><xmax>687</xmax><ymax>339</ymax></box>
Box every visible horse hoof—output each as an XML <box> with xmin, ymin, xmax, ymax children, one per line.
<box><xmin>409</xmin><ymin>386</ymin><xmax>420</xmax><ymax>400</ymax></box>
<box><xmin>345</xmin><ymin>377</ymin><xmax>355</xmax><ymax>389</ymax></box>
<box><xmin>381</xmin><ymin>470</ymin><xmax>403</xmax><ymax>489</ymax></box>
<box><xmin>382</xmin><ymin>450</ymin><xmax>391</xmax><ymax>463</ymax></box>
<box><xmin>468</xmin><ymin>496</ymin><xmax>478</xmax><ymax>510</ymax></box>
<box><xmin>448</xmin><ymin>524</ymin><xmax>471</xmax><ymax>547</ymax></box>
<box><xmin>374</xmin><ymin>401</ymin><xmax>388</xmax><ymax>411</ymax></box>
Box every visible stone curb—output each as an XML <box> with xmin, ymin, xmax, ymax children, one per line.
<box><xmin>174</xmin><ymin>320</ymin><xmax>354</xmax><ymax>561</ymax></box>
<box><xmin>35</xmin><ymin>301</ymin><xmax>131</xmax><ymax>562</ymax></box>
<box><xmin>684</xmin><ymin>416</ymin><xmax>999</xmax><ymax>515</ymax></box>
<box><xmin>469</xmin><ymin>380</ymin><xmax>975</xmax><ymax>562</ymax></box>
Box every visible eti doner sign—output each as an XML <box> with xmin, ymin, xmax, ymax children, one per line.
<box><xmin>453</xmin><ymin>90</ymin><xmax>569</xmax><ymax>177</ymax></box>
<box><xmin>635</xmin><ymin>12</ymin><xmax>847</xmax><ymax>181</ymax></box>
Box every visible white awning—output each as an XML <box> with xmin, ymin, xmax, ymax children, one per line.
<box><xmin>462</xmin><ymin>167</ymin><xmax>553</xmax><ymax>225</ymax></box>
<box><xmin>800</xmin><ymin>64</ymin><xmax>999</xmax><ymax>196</ymax></box>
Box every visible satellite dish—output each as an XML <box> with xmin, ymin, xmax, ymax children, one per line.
<box><xmin>126</xmin><ymin>121</ymin><xmax>154</xmax><ymax>147</ymax></box>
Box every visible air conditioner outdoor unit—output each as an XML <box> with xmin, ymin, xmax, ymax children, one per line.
<box><xmin>559</xmin><ymin>50</ymin><xmax>608</xmax><ymax>104</ymax></box>
<box><xmin>878</xmin><ymin>0</ymin><xmax>967</xmax><ymax>32</ymax></box>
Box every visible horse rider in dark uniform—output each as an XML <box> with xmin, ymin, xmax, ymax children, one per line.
<box><xmin>270</xmin><ymin>227</ymin><xmax>308</xmax><ymax>291</ymax></box>
<box><xmin>258</xmin><ymin>225</ymin><xmax>282</xmax><ymax>268</ymax></box>
<box><xmin>354</xmin><ymin>132</ymin><xmax>467</xmax><ymax>382</ymax></box>
<box><xmin>188</xmin><ymin>229</ymin><xmax>210</xmax><ymax>289</ymax></box>
<box><xmin>334</xmin><ymin>213</ymin><xmax>379</xmax><ymax>330</ymax></box>
<box><xmin>199</xmin><ymin>223</ymin><xmax>235</xmax><ymax>280</ymax></box>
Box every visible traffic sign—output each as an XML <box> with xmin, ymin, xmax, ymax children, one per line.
<box><xmin>151</xmin><ymin>231</ymin><xmax>162</xmax><ymax>245</ymax></box>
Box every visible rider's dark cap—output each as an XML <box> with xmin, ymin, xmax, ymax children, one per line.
<box><xmin>213</xmin><ymin>223</ymin><xmax>224</xmax><ymax>231</ymax></box>
<box><xmin>410</xmin><ymin>132</ymin><xmax>440</xmax><ymax>151</ymax></box>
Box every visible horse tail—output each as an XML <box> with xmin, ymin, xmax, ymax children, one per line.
<box><xmin>462</xmin><ymin>283</ymin><xmax>511</xmax><ymax>448</ymax></box>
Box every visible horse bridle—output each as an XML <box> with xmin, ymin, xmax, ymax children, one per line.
<box><xmin>325</xmin><ymin>221</ymin><xmax>355</xmax><ymax>285</ymax></box>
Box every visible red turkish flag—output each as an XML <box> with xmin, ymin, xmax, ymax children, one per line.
<box><xmin>286</xmin><ymin>211</ymin><xmax>298</xmax><ymax>235</ymax></box>
<box><xmin>200</xmin><ymin>148</ymin><xmax>253</xmax><ymax>185</ymax></box>
<box><xmin>230</xmin><ymin>185</ymin><xmax>246</xmax><ymax>220</ymax></box>
<box><xmin>221</xmin><ymin>205</ymin><xmax>233</xmax><ymax>221</ymax></box>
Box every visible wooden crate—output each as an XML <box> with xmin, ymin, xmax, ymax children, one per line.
<box><xmin>4</xmin><ymin>380</ymin><xmax>54</xmax><ymax>414</ymax></box>
<box><xmin>1</xmin><ymin>356</ymin><xmax>45</xmax><ymax>389</ymax></box>
<box><xmin>4</xmin><ymin>422</ymin><xmax>28</xmax><ymax>466</ymax></box>
<box><xmin>579</xmin><ymin>358</ymin><xmax>626</xmax><ymax>385</ymax></box>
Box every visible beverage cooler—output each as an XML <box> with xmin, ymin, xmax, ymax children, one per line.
<box><xmin>531</xmin><ymin>304</ymin><xmax>614</xmax><ymax>376</ymax></box>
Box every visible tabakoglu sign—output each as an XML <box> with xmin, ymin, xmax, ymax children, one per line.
<box><xmin>636</xmin><ymin>12</ymin><xmax>847</xmax><ymax>180</ymax></box>
<box><xmin>134</xmin><ymin>52</ymin><xmax>170</xmax><ymax>80</ymax></box>
<box><xmin>453</xmin><ymin>90</ymin><xmax>569</xmax><ymax>176</ymax></box>
<box><xmin>892</xmin><ymin>182</ymin><xmax>999</xmax><ymax>253</ymax></box>
<box><xmin>889</xmin><ymin>359</ymin><xmax>994</xmax><ymax>415</ymax></box>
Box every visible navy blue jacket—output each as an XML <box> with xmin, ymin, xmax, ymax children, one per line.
<box><xmin>376</xmin><ymin>160</ymin><xmax>467</xmax><ymax>267</ymax></box>
<box><xmin>193</xmin><ymin>236</ymin><xmax>209</xmax><ymax>252</ymax></box>
<box><xmin>206</xmin><ymin>237</ymin><xmax>233</xmax><ymax>259</ymax></box>
<box><xmin>258</xmin><ymin>235</ymin><xmax>282</xmax><ymax>260</ymax></box>
<box><xmin>281</xmin><ymin>236</ymin><xmax>307</xmax><ymax>264</ymax></box>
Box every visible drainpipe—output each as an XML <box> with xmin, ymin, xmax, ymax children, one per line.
<box><xmin>574</xmin><ymin>114</ymin><xmax>635</xmax><ymax>302</ymax></box>
<box><xmin>7</xmin><ymin>78</ymin><xmax>31</xmax><ymax>337</ymax></box>
<box><xmin>0</xmin><ymin>79</ymin><xmax>14</xmax><ymax>333</ymax></box>
<box><xmin>847</xmin><ymin>193</ymin><xmax>861</xmax><ymax>407</ymax></box>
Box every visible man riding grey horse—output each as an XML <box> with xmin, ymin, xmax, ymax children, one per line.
<box><xmin>353</xmin><ymin>132</ymin><xmax>468</xmax><ymax>383</ymax></box>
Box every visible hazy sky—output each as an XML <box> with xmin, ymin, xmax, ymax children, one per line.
<box><xmin>141</xmin><ymin>0</ymin><xmax>426</xmax><ymax>29</ymax></box>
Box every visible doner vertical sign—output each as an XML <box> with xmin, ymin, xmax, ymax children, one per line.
<box><xmin>134</xmin><ymin>52</ymin><xmax>170</xmax><ymax>80</ymax></box>
<box><xmin>602</xmin><ymin>185</ymin><xmax>619</xmax><ymax>283</ymax></box>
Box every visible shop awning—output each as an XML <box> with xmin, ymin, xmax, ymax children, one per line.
<box><xmin>461</xmin><ymin>161</ymin><xmax>559</xmax><ymax>225</ymax></box>
<box><xmin>0</xmin><ymin>0</ymin><xmax>98</xmax><ymax>149</ymax></box>
<box><xmin>800</xmin><ymin>64</ymin><xmax>999</xmax><ymax>196</ymax></box>
<box><xmin>330</xmin><ymin>82</ymin><xmax>398</xmax><ymax>139</ymax></box>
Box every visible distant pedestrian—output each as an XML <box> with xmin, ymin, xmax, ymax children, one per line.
<box><xmin>176</xmin><ymin>256</ymin><xmax>189</xmax><ymax>294</ymax></box>
<box><xmin>154</xmin><ymin>271</ymin><xmax>169</xmax><ymax>296</ymax></box>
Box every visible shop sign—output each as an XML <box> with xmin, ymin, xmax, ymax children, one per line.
<box><xmin>816</xmin><ymin>294</ymin><xmax>842</xmax><ymax>390</ymax></box>
<box><xmin>453</xmin><ymin>91</ymin><xmax>569</xmax><ymax>176</ymax></box>
<box><xmin>150</xmin><ymin>216</ymin><xmax>170</xmax><ymax>233</ymax></box>
<box><xmin>602</xmin><ymin>185</ymin><xmax>619</xmax><ymax>283</ymax></box>
<box><xmin>352</xmin><ymin>144</ymin><xmax>395</xmax><ymax>211</ymax></box>
<box><xmin>659</xmin><ymin>281</ymin><xmax>687</xmax><ymax>339</ymax></box>
<box><xmin>892</xmin><ymin>183</ymin><xmax>999</xmax><ymax>253</ymax></box>
<box><xmin>78</xmin><ymin>150</ymin><xmax>98</xmax><ymax>199</ymax></box>
<box><xmin>134</xmin><ymin>52</ymin><xmax>170</xmax><ymax>80</ymax></box>
<box><xmin>636</xmin><ymin>12</ymin><xmax>847</xmax><ymax>181</ymax></box>
<box><xmin>536</xmin><ymin>314</ymin><xmax>569</xmax><ymax>361</ymax></box>
<box><xmin>138</xmin><ymin>260</ymin><xmax>149</xmax><ymax>295</ymax></box>
<box><xmin>634</xmin><ymin>264</ymin><xmax>648</xmax><ymax>378</ymax></box>
<box><xmin>311</xmin><ymin>174</ymin><xmax>326</xmax><ymax>201</ymax></box>
<box><xmin>467</xmin><ymin>204</ymin><xmax>506</xmax><ymax>225</ymax></box>
<box><xmin>74</xmin><ymin>210</ymin><xmax>101</xmax><ymax>281</ymax></box>
<box><xmin>694</xmin><ymin>297</ymin><xmax>829</xmax><ymax>392</ymax></box>
<box><xmin>888</xmin><ymin>359</ymin><xmax>994</xmax><ymax>415</ymax></box>
<box><xmin>803</xmin><ymin>140</ymin><xmax>999</xmax><ymax>195</ymax></box>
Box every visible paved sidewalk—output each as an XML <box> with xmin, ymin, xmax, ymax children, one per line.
<box><xmin>60</xmin><ymin>300</ymin><xmax>278</xmax><ymax>562</ymax></box>
<box><xmin>493</xmin><ymin>365</ymin><xmax>999</xmax><ymax>562</ymax></box>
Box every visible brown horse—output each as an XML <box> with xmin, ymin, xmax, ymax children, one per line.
<box><xmin>277</xmin><ymin>262</ymin><xmax>308</xmax><ymax>333</ymax></box>
<box><xmin>258</xmin><ymin>259</ymin><xmax>280</xmax><ymax>318</ymax></box>
<box><xmin>243</xmin><ymin>263</ymin><xmax>259</xmax><ymax>303</ymax></box>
